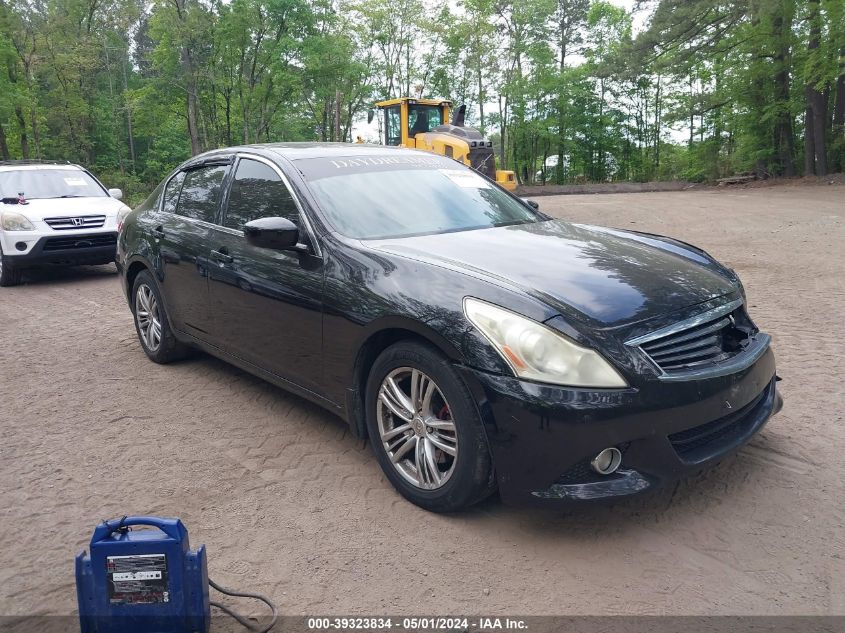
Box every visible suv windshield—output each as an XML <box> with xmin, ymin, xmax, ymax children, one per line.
<box><xmin>0</xmin><ymin>168</ymin><xmax>106</xmax><ymax>199</ymax></box>
<box><xmin>297</xmin><ymin>155</ymin><xmax>539</xmax><ymax>239</ymax></box>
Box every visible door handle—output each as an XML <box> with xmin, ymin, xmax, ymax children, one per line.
<box><xmin>153</xmin><ymin>225</ymin><xmax>165</xmax><ymax>238</ymax></box>
<box><xmin>211</xmin><ymin>249</ymin><xmax>234</xmax><ymax>264</ymax></box>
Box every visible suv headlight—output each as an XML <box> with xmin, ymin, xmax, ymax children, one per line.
<box><xmin>463</xmin><ymin>297</ymin><xmax>627</xmax><ymax>388</ymax></box>
<box><xmin>116</xmin><ymin>206</ymin><xmax>132</xmax><ymax>233</ymax></box>
<box><xmin>1</xmin><ymin>211</ymin><xmax>36</xmax><ymax>231</ymax></box>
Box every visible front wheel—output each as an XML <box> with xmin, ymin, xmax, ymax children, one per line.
<box><xmin>365</xmin><ymin>341</ymin><xmax>495</xmax><ymax>512</ymax></box>
<box><xmin>131</xmin><ymin>270</ymin><xmax>189</xmax><ymax>363</ymax></box>
<box><xmin>0</xmin><ymin>244</ymin><xmax>23</xmax><ymax>287</ymax></box>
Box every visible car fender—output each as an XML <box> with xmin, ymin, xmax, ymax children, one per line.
<box><xmin>354</xmin><ymin>314</ymin><xmax>464</xmax><ymax>362</ymax></box>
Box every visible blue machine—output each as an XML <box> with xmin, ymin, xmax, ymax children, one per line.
<box><xmin>76</xmin><ymin>516</ymin><xmax>210</xmax><ymax>633</ymax></box>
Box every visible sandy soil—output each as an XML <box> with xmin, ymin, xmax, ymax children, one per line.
<box><xmin>1</xmin><ymin>184</ymin><xmax>843</xmax><ymax>617</ymax></box>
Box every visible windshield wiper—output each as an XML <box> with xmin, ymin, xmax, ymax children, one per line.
<box><xmin>58</xmin><ymin>194</ymin><xmax>83</xmax><ymax>198</ymax></box>
<box><xmin>493</xmin><ymin>220</ymin><xmax>531</xmax><ymax>228</ymax></box>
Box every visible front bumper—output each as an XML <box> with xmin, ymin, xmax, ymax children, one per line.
<box><xmin>458</xmin><ymin>345</ymin><xmax>780</xmax><ymax>505</ymax></box>
<box><xmin>2</xmin><ymin>232</ymin><xmax>117</xmax><ymax>266</ymax></box>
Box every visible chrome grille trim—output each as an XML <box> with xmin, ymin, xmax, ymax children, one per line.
<box><xmin>648</xmin><ymin>333</ymin><xmax>722</xmax><ymax>357</ymax></box>
<box><xmin>655</xmin><ymin>334</ymin><xmax>770</xmax><ymax>382</ymax></box>
<box><xmin>624</xmin><ymin>299</ymin><xmax>770</xmax><ymax>380</ymax></box>
<box><xmin>44</xmin><ymin>215</ymin><xmax>106</xmax><ymax>230</ymax></box>
<box><xmin>644</xmin><ymin>317</ymin><xmax>731</xmax><ymax>352</ymax></box>
<box><xmin>625</xmin><ymin>299</ymin><xmax>743</xmax><ymax>348</ymax></box>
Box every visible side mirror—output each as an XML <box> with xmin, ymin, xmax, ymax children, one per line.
<box><xmin>243</xmin><ymin>217</ymin><xmax>302</xmax><ymax>251</ymax></box>
<box><xmin>108</xmin><ymin>188</ymin><xmax>123</xmax><ymax>200</ymax></box>
<box><xmin>522</xmin><ymin>198</ymin><xmax>539</xmax><ymax>210</ymax></box>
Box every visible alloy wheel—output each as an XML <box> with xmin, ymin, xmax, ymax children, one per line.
<box><xmin>135</xmin><ymin>284</ymin><xmax>162</xmax><ymax>352</ymax></box>
<box><xmin>376</xmin><ymin>367</ymin><xmax>459</xmax><ymax>490</ymax></box>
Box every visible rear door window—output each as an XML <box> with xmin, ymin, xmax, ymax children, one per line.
<box><xmin>176</xmin><ymin>165</ymin><xmax>228</xmax><ymax>223</ymax></box>
<box><xmin>161</xmin><ymin>171</ymin><xmax>186</xmax><ymax>214</ymax></box>
<box><xmin>223</xmin><ymin>158</ymin><xmax>299</xmax><ymax>230</ymax></box>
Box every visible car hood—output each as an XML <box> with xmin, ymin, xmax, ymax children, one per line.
<box><xmin>3</xmin><ymin>196</ymin><xmax>125</xmax><ymax>221</ymax></box>
<box><xmin>368</xmin><ymin>219</ymin><xmax>738</xmax><ymax>329</ymax></box>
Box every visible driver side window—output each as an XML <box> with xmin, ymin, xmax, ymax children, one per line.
<box><xmin>223</xmin><ymin>158</ymin><xmax>299</xmax><ymax>231</ymax></box>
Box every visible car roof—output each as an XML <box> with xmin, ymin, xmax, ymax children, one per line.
<box><xmin>198</xmin><ymin>142</ymin><xmax>428</xmax><ymax>162</ymax></box>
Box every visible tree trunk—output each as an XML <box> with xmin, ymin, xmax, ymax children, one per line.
<box><xmin>556</xmin><ymin>35</ymin><xmax>567</xmax><ymax>184</ymax></box>
<box><xmin>749</xmin><ymin>2</ymin><xmax>767</xmax><ymax>178</ymax></box>
<box><xmin>811</xmin><ymin>88</ymin><xmax>828</xmax><ymax>176</ymax></box>
<box><xmin>0</xmin><ymin>123</ymin><xmax>9</xmax><ymax>160</ymax></box>
<box><xmin>477</xmin><ymin>63</ymin><xmax>484</xmax><ymax>135</ymax></box>
<box><xmin>122</xmin><ymin>58</ymin><xmax>136</xmax><ymax>173</ymax></box>
<box><xmin>654</xmin><ymin>75</ymin><xmax>662</xmax><ymax>172</ymax></box>
<box><xmin>689</xmin><ymin>76</ymin><xmax>694</xmax><ymax>149</ymax></box>
<box><xmin>773</xmin><ymin>6</ymin><xmax>796</xmax><ymax>176</ymax></box>
<box><xmin>498</xmin><ymin>93</ymin><xmax>507</xmax><ymax>171</ymax></box>
<box><xmin>176</xmin><ymin>0</ymin><xmax>201</xmax><ymax>156</ymax></box>
<box><xmin>836</xmin><ymin>49</ymin><xmax>845</xmax><ymax>127</ymax></box>
<box><xmin>184</xmin><ymin>60</ymin><xmax>201</xmax><ymax>155</ymax></box>
<box><xmin>336</xmin><ymin>90</ymin><xmax>343</xmax><ymax>141</ymax></box>
<box><xmin>15</xmin><ymin>106</ymin><xmax>29</xmax><ymax>159</ymax></box>
<box><xmin>806</xmin><ymin>0</ymin><xmax>827</xmax><ymax>175</ymax></box>
<box><xmin>30</xmin><ymin>107</ymin><xmax>41</xmax><ymax>159</ymax></box>
<box><xmin>804</xmin><ymin>100</ymin><xmax>815</xmax><ymax>175</ymax></box>
<box><xmin>831</xmin><ymin>46</ymin><xmax>845</xmax><ymax>172</ymax></box>
<box><xmin>224</xmin><ymin>90</ymin><xmax>232</xmax><ymax>146</ymax></box>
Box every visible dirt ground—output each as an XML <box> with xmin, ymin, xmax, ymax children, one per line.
<box><xmin>1</xmin><ymin>184</ymin><xmax>843</xmax><ymax>618</ymax></box>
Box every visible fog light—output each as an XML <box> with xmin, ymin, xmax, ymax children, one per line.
<box><xmin>591</xmin><ymin>447</ymin><xmax>622</xmax><ymax>475</ymax></box>
<box><xmin>15</xmin><ymin>242</ymin><xmax>27</xmax><ymax>251</ymax></box>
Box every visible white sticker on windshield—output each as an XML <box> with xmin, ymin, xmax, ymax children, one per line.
<box><xmin>64</xmin><ymin>177</ymin><xmax>87</xmax><ymax>186</ymax></box>
<box><xmin>438</xmin><ymin>169</ymin><xmax>490</xmax><ymax>189</ymax></box>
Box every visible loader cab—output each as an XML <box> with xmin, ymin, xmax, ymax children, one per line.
<box><xmin>370</xmin><ymin>96</ymin><xmax>519</xmax><ymax>192</ymax></box>
<box><xmin>375</xmin><ymin>98</ymin><xmax>451</xmax><ymax>147</ymax></box>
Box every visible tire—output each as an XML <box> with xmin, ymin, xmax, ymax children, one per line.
<box><xmin>131</xmin><ymin>270</ymin><xmax>189</xmax><ymax>363</ymax></box>
<box><xmin>365</xmin><ymin>341</ymin><xmax>496</xmax><ymax>512</ymax></box>
<box><xmin>0</xmin><ymin>243</ymin><xmax>23</xmax><ymax>287</ymax></box>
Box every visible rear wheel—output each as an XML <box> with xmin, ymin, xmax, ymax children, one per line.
<box><xmin>131</xmin><ymin>270</ymin><xmax>189</xmax><ymax>363</ymax></box>
<box><xmin>365</xmin><ymin>341</ymin><xmax>495</xmax><ymax>512</ymax></box>
<box><xmin>0</xmin><ymin>244</ymin><xmax>23</xmax><ymax>287</ymax></box>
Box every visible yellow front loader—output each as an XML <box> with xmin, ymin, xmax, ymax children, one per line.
<box><xmin>370</xmin><ymin>97</ymin><xmax>517</xmax><ymax>191</ymax></box>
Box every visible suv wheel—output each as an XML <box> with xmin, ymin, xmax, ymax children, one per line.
<box><xmin>0</xmin><ymin>244</ymin><xmax>23</xmax><ymax>287</ymax></box>
<box><xmin>365</xmin><ymin>341</ymin><xmax>496</xmax><ymax>512</ymax></box>
<box><xmin>131</xmin><ymin>270</ymin><xmax>189</xmax><ymax>363</ymax></box>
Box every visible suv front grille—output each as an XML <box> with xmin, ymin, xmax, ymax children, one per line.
<box><xmin>45</xmin><ymin>215</ymin><xmax>106</xmax><ymax>230</ymax></box>
<box><xmin>628</xmin><ymin>299</ymin><xmax>756</xmax><ymax>374</ymax></box>
<box><xmin>42</xmin><ymin>233</ymin><xmax>117</xmax><ymax>251</ymax></box>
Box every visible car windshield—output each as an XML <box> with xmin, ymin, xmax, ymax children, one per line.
<box><xmin>0</xmin><ymin>168</ymin><xmax>106</xmax><ymax>199</ymax></box>
<box><xmin>296</xmin><ymin>154</ymin><xmax>539</xmax><ymax>239</ymax></box>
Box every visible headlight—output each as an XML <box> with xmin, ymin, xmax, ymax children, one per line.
<box><xmin>463</xmin><ymin>297</ymin><xmax>628</xmax><ymax>388</ymax></box>
<box><xmin>1</xmin><ymin>211</ymin><xmax>36</xmax><ymax>231</ymax></box>
<box><xmin>116</xmin><ymin>206</ymin><xmax>132</xmax><ymax>233</ymax></box>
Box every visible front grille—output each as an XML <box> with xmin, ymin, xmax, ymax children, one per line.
<box><xmin>44</xmin><ymin>215</ymin><xmax>106</xmax><ymax>230</ymax></box>
<box><xmin>668</xmin><ymin>386</ymin><xmax>769</xmax><ymax>461</ymax></box>
<box><xmin>631</xmin><ymin>300</ymin><xmax>756</xmax><ymax>374</ymax></box>
<box><xmin>42</xmin><ymin>233</ymin><xmax>117</xmax><ymax>251</ymax></box>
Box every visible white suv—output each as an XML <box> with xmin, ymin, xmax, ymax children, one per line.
<box><xmin>0</xmin><ymin>161</ymin><xmax>131</xmax><ymax>286</ymax></box>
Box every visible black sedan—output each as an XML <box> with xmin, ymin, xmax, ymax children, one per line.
<box><xmin>117</xmin><ymin>143</ymin><xmax>782</xmax><ymax>512</ymax></box>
